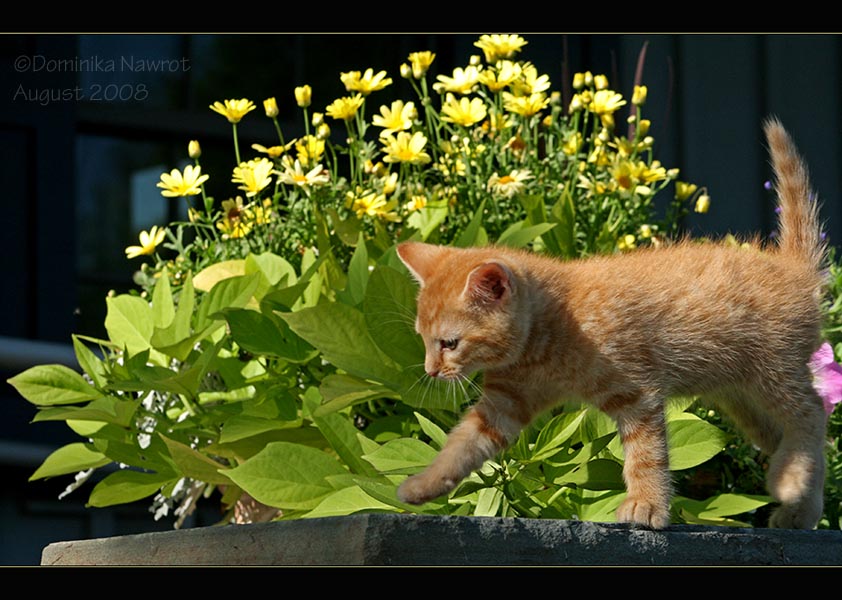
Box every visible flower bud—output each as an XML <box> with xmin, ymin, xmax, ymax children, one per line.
<box><xmin>311</xmin><ymin>111</ymin><xmax>324</xmax><ymax>127</ymax></box>
<box><xmin>594</xmin><ymin>74</ymin><xmax>609</xmax><ymax>90</ymax></box>
<box><xmin>316</xmin><ymin>123</ymin><xmax>331</xmax><ymax>140</ymax></box>
<box><xmin>632</xmin><ymin>85</ymin><xmax>648</xmax><ymax>106</ymax></box>
<box><xmin>583</xmin><ymin>71</ymin><xmax>594</xmax><ymax>87</ymax></box>
<box><xmin>572</xmin><ymin>72</ymin><xmax>585</xmax><ymax>90</ymax></box>
<box><xmin>294</xmin><ymin>85</ymin><xmax>312</xmax><ymax>108</ymax></box>
<box><xmin>188</xmin><ymin>139</ymin><xmax>201</xmax><ymax>159</ymax></box>
<box><xmin>695</xmin><ymin>194</ymin><xmax>711</xmax><ymax>213</ymax></box>
<box><xmin>263</xmin><ymin>97</ymin><xmax>279</xmax><ymax>117</ymax></box>
<box><xmin>638</xmin><ymin>118</ymin><xmax>651</xmax><ymax>136</ymax></box>
<box><xmin>400</xmin><ymin>63</ymin><xmax>412</xmax><ymax>79</ymax></box>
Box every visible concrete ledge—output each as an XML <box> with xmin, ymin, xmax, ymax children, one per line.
<box><xmin>40</xmin><ymin>514</ymin><xmax>842</xmax><ymax>566</ymax></box>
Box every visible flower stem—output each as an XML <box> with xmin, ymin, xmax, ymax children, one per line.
<box><xmin>232</xmin><ymin>123</ymin><xmax>242</xmax><ymax>165</ymax></box>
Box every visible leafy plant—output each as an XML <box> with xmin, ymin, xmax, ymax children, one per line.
<box><xmin>11</xmin><ymin>33</ymin><xmax>836</xmax><ymax>529</ymax></box>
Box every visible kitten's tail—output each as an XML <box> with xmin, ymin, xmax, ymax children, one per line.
<box><xmin>765</xmin><ymin>117</ymin><xmax>826</xmax><ymax>272</ymax></box>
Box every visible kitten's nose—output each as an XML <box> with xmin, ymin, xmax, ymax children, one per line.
<box><xmin>427</xmin><ymin>369</ymin><xmax>439</xmax><ymax>379</ymax></box>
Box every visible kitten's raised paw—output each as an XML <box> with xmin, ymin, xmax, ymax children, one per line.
<box><xmin>397</xmin><ymin>473</ymin><xmax>456</xmax><ymax>505</ymax></box>
<box><xmin>616</xmin><ymin>497</ymin><xmax>670</xmax><ymax>529</ymax></box>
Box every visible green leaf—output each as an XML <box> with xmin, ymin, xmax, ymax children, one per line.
<box><xmin>454</xmin><ymin>200</ymin><xmax>487</xmax><ymax>248</ymax></box>
<box><xmin>667</xmin><ymin>414</ymin><xmax>729</xmax><ymax>470</ymax></box>
<box><xmin>104</xmin><ymin>295</ymin><xmax>154</xmax><ymax>356</ymax></box>
<box><xmin>193</xmin><ymin>259</ymin><xmax>246</xmax><ymax>292</ymax></box>
<box><xmin>8</xmin><ymin>364</ymin><xmax>103</xmax><ymax>406</ymax></box>
<box><xmin>72</xmin><ymin>335</ymin><xmax>106</xmax><ymax>389</ymax></box>
<box><xmin>151</xmin><ymin>268</ymin><xmax>175</xmax><ymax>329</ymax></box>
<box><xmin>338</xmin><ymin>232</ymin><xmax>369</xmax><ymax>306</ymax></box>
<box><xmin>414</xmin><ymin>412</ymin><xmax>448</xmax><ymax>450</ymax></box>
<box><xmin>528</xmin><ymin>410</ymin><xmax>588</xmax><ymax>463</ymax></box>
<box><xmin>556</xmin><ymin>458</ymin><xmax>624</xmax><ymax>490</ymax></box>
<box><xmin>302</xmin><ymin>485</ymin><xmax>396</xmax><ymax>519</ymax></box>
<box><xmin>279</xmin><ymin>302</ymin><xmax>402</xmax><ymax>384</ymax></box>
<box><xmin>151</xmin><ymin>271</ymin><xmax>197</xmax><ymax>361</ymax></box>
<box><xmin>224</xmin><ymin>308</ymin><xmax>316</xmax><ymax>363</ymax></box>
<box><xmin>363</xmin><ymin>265</ymin><xmax>425</xmax><ymax>369</ymax></box>
<box><xmin>303</xmin><ymin>388</ymin><xmax>380</xmax><ymax>477</ymax></box>
<box><xmin>496</xmin><ymin>222</ymin><xmax>557</xmax><ymax>249</ymax></box>
<box><xmin>222</xmin><ymin>441</ymin><xmax>348</xmax><ymax>510</ymax></box>
<box><xmin>29</xmin><ymin>443</ymin><xmax>110</xmax><ymax>481</ymax></box>
<box><xmin>245</xmin><ymin>252</ymin><xmax>296</xmax><ymax>287</ymax></box>
<box><xmin>159</xmin><ymin>434</ymin><xmax>232</xmax><ymax>485</ymax></box>
<box><xmin>549</xmin><ymin>187</ymin><xmax>576</xmax><ymax>258</ymax></box>
<box><xmin>674</xmin><ymin>493</ymin><xmax>771</xmax><ymax>520</ymax></box>
<box><xmin>32</xmin><ymin>396</ymin><xmax>136</xmax><ymax>427</ymax></box>
<box><xmin>406</xmin><ymin>199</ymin><xmax>449</xmax><ymax>241</ymax></box>
<box><xmin>87</xmin><ymin>469</ymin><xmax>175</xmax><ymax>508</ymax></box>
<box><xmin>573</xmin><ymin>489</ymin><xmax>626</xmax><ymax>523</ymax></box>
<box><xmin>195</xmin><ymin>273</ymin><xmax>261</xmax><ymax>330</ymax></box>
<box><xmin>315</xmin><ymin>374</ymin><xmax>395</xmax><ymax>416</ymax></box>
<box><xmin>474</xmin><ymin>486</ymin><xmax>503</xmax><ymax>517</ymax></box>
<box><xmin>361</xmin><ymin>438</ymin><xmax>438</xmax><ymax>474</ymax></box>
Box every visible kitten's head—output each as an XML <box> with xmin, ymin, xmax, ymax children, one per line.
<box><xmin>397</xmin><ymin>242</ymin><xmax>530</xmax><ymax>380</ymax></box>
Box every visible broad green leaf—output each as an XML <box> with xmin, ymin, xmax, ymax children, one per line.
<box><xmin>159</xmin><ymin>434</ymin><xmax>232</xmax><ymax>485</ymax></box>
<box><xmin>279</xmin><ymin>302</ymin><xmax>402</xmax><ymax>384</ymax></box>
<box><xmin>353</xmin><ymin>477</ymin><xmax>444</xmax><ymax>512</ymax></box>
<box><xmin>72</xmin><ymin>335</ymin><xmax>106</xmax><ymax>389</ymax></box>
<box><xmin>674</xmin><ymin>493</ymin><xmax>770</xmax><ymax>520</ymax></box>
<box><xmin>555</xmin><ymin>458</ymin><xmax>624</xmax><ymax>490</ymax></box>
<box><xmin>496</xmin><ymin>222</ymin><xmax>557</xmax><ymax>249</ymax></box>
<box><xmin>528</xmin><ymin>410</ymin><xmax>588</xmax><ymax>463</ymax></box>
<box><xmin>32</xmin><ymin>396</ymin><xmax>136</xmax><ymax>428</ymax></box>
<box><xmin>245</xmin><ymin>252</ymin><xmax>296</xmax><ymax>287</ymax></box>
<box><xmin>211</xmin><ymin>428</ymin><xmax>326</xmax><ymax>462</ymax></box>
<box><xmin>363</xmin><ymin>265</ymin><xmax>425</xmax><ymax>369</ymax></box>
<box><xmin>29</xmin><ymin>443</ymin><xmax>110</xmax><ymax>481</ymax></box>
<box><xmin>224</xmin><ymin>308</ymin><xmax>315</xmax><ymax>363</ymax></box>
<box><xmin>361</xmin><ymin>438</ymin><xmax>438</xmax><ymax>474</ymax></box>
<box><xmin>302</xmin><ymin>485</ymin><xmax>396</xmax><ymax>519</ymax></box>
<box><xmin>303</xmin><ymin>388</ymin><xmax>379</xmax><ymax>477</ymax></box>
<box><xmin>315</xmin><ymin>374</ymin><xmax>395</xmax><ymax>416</ymax></box>
<box><xmin>104</xmin><ymin>295</ymin><xmax>154</xmax><ymax>356</ymax></box>
<box><xmin>91</xmin><ymin>428</ymin><xmax>177</xmax><ymax>475</ymax></box>
<box><xmin>474</xmin><ymin>486</ymin><xmax>503</xmax><ymax>517</ymax></box>
<box><xmin>9</xmin><ymin>364</ymin><xmax>103</xmax><ymax>406</ymax></box>
<box><xmin>193</xmin><ymin>259</ymin><xmax>246</xmax><ymax>292</ymax></box>
<box><xmin>151</xmin><ymin>271</ymin><xmax>197</xmax><ymax>361</ymax></box>
<box><xmin>572</xmin><ymin>489</ymin><xmax>626</xmax><ymax>523</ymax></box>
<box><xmin>87</xmin><ymin>469</ymin><xmax>175</xmax><ymax>508</ymax></box>
<box><xmin>549</xmin><ymin>188</ymin><xmax>576</xmax><ymax>258</ymax></box>
<box><xmin>338</xmin><ymin>232</ymin><xmax>369</xmax><ymax>306</ymax></box>
<box><xmin>414</xmin><ymin>411</ymin><xmax>448</xmax><ymax>450</ymax></box>
<box><xmin>195</xmin><ymin>273</ymin><xmax>261</xmax><ymax>330</ymax></box>
<box><xmin>222</xmin><ymin>441</ymin><xmax>348</xmax><ymax>510</ymax></box>
<box><xmin>151</xmin><ymin>268</ymin><xmax>175</xmax><ymax>329</ymax></box>
<box><xmin>407</xmin><ymin>198</ymin><xmax>449</xmax><ymax>241</ymax></box>
<box><xmin>454</xmin><ymin>200</ymin><xmax>487</xmax><ymax>248</ymax></box>
<box><xmin>667</xmin><ymin>415</ymin><xmax>728</xmax><ymax>471</ymax></box>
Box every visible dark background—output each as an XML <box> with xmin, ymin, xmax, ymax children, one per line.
<box><xmin>1</xmin><ymin>33</ymin><xmax>840</xmax><ymax>565</ymax></box>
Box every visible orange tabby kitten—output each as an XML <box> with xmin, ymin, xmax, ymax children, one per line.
<box><xmin>395</xmin><ymin>118</ymin><xmax>827</xmax><ymax>529</ymax></box>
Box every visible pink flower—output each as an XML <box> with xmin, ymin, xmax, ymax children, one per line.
<box><xmin>809</xmin><ymin>342</ymin><xmax>842</xmax><ymax>416</ymax></box>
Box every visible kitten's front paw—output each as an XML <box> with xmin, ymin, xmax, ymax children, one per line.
<box><xmin>616</xmin><ymin>497</ymin><xmax>670</xmax><ymax>529</ymax></box>
<box><xmin>397</xmin><ymin>473</ymin><xmax>456</xmax><ymax>505</ymax></box>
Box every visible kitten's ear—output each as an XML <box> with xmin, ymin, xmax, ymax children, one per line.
<box><xmin>463</xmin><ymin>261</ymin><xmax>515</xmax><ymax>306</ymax></box>
<box><xmin>396</xmin><ymin>242</ymin><xmax>447</xmax><ymax>286</ymax></box>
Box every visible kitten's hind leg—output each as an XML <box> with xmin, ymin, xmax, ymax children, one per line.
<box><xmin>707</xmin><ymin>387</ymin><xmax>783</xmax><ymax>455</ymax></box>
<box><xmin>602</xmin><ymin>394</ymin><xmax>672</xmax><ymax>529</ymax></box>
<box><xmin>765</xmin><ymin>382</ymin><xmax>826</xmax><ymax>529</ymax></box>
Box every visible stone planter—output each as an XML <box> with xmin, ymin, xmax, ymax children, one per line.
<box><xmin>41</xmin><ymin>514</ymin><xmax>842</xmax><ymax>566</ymax></box>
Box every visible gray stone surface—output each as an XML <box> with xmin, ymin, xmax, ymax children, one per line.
<box><xmin>41</xmin><ymin>514</ymin><xmax>842</xmax><ymax>566</ymax></box>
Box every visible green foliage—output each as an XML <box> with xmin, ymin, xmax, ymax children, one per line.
<box><xmin>16</xmin><ymin>33</ymin><xmax>834</xmax><ymax>531</ymax></box>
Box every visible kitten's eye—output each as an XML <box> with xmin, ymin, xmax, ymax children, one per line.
<box><xmin>440</xmin><ymin>338</ymin><xmax>459</xmax><ymax>351</ymax></box>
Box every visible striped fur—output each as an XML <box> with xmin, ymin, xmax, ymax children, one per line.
<box><xmin>395</xmin><ymin>121</ymin><xmax>827</xmax><ymax>529</ymax></box>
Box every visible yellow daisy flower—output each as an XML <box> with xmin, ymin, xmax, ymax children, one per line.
<box><xmin>276</xmin><ymin>159</ymin><xmax>330</xmax><ymax>190</ymax></box>
<box><xmin>251</xmin><ymin>142</ymin><xmax>293</xmax><ymax>158</ymax></box>
<box><xmin>346</xmin><ymin>189</ymin><xmax>401</xmax><ymax>221</ymax></box>
<box><xmin>231</xmin><ymin>158</ymin><xmax>274</xmax><ymax>197</ymax></box>
<box><xmin>440</xmin><ymin>94</ymin><xmax>487</xmax><ymax>127</ymax></box>
<box><xmin>216</xmin><ymin>197</ymin><xmax>252</xmax><ymax>239</ymax></box>
<box><xmin>474</xmin><ymin>34</ymin><xmax>527</xmax><ymax>63</ymax></box>
<box><xmin>675</xmin><ymin>181</ymin><xmax>698</xmax><ymax>201</ymax></box>
<box><xmin>433</xmin><ymin>66</ymin><xmax>480</xmax><ymax>95</ymax></box>
<box><xmin>487</xmin><ymin>169</ymin><xmax>533</xmax><ymax>198</ymax></box>
<box><xmin>209</xmin><ymin>98</ymin><xmax>256</xmax><ymax>123</ymax></box>
<box><xmin>372</xmin><ymin>100</ymin><xmax>416</xmax><ymax>137</ymax></box>
<box><xmin>326</xmin><ymin>94</ymin><xmax>365</xmax><ymax>121</ymax></box>
<box><xmin>589</xmin><ymin>89</ymin><xmax>627</xmax><ymax>116</ymax></box>
<box><xmin>478</xmin><ymin>60</ymin><xmax>521</xmax><ymax>92</ymax></box>
<box><xmin>511</xmin><ymin>62</ymin><xmax>551</xmax><ymax>95</ymax></box>
<box><xmin>502</xmin><ymin>91</ymin><xmax>549</xmax><ymax>117</ymax></box>
<box><xmin>125</xmin><ymin>226</ymin><xmax>166</xmax><ymax>259</ymax></box>
<box><xmin>408</xmin><ymin>51</ymin><xmax>436</xmax><ymax>79</ymax></box>
<box><xmin>157</xmin><ymin>165</ymin><xmax>209</xmax><ymax>197</ymax></box>
<box><xmin>295</xmin><ymin>135</ymin><xmax>326</xmax><ymax>166</ymax></box>
<box><xmin>340</xmin><ymin>68</ymin><xmax>392</xmax><ymax>95</ymax></box>
<box><xmin>381</xmin><ymin>131</ymin><xmax>432</xmax><ymax>165</ymax></box>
